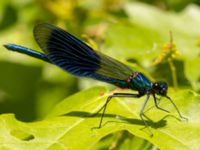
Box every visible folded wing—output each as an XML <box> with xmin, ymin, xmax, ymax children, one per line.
<box><xmin>34</xmin><ymin>23</ymin><xmax>134</xmax><ymax>87</ymax></box>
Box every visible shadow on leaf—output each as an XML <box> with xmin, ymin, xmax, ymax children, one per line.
<box><xmin>59</xmin><ymin>111</ymin><xmax>180</xmax><ymax>129</ymax></box>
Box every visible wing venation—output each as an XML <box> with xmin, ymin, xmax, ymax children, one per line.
<box><xmin>34</xmin><ymin>23</ymin><xmax>134</xmax><ymax>85</ymax></box>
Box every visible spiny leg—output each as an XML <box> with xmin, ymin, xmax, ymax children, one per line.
<box><xmin>153</xmin><ymin>94</ymin><xmax>169</xmax><ymax>113</ymax></box>
<box><xmin>97</xmin><ymin>93</ymin><xmax>142</xmax><ymax>128</ymax></box>
<box><xmin>165</xmin><ymin>96</ymin><xmax>188</xmax><ymax>120</ymax></box>
<box><xmin>94</xmin><ymin>93</ymin><xmax>142</xmax><ymax>116</ymax></box>
<box><xmin>139</xmin><ymin>94</ymin><xmax>153</xmax><ymax>137</ymax></box>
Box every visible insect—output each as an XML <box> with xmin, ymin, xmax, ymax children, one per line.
<box><xmin>3</xmin><ymin>23</ymin><xmax>187</xmax><ymax>136</ymax></box>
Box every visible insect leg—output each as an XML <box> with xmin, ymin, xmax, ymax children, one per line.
<box><xmin>153</xmin><ymin>94</ymin><xmax>169</xmax><ymax>113</ymax></box>
<box><xmin>140</xmin><ymin>94</ymin><xmax>153</xmax><ymax>137</ymax></box>
<box><xmin>97</xmin><ymin>93</ymin><xmax>142</xmax><ymax>128</ymax></box>
<box><xmin>165</xmin><ymin>96</ymin><xmax>188</xmax><ymax>120</ymax></box>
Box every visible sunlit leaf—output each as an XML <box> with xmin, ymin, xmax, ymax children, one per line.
<box><xmin>0</xmin><ymin>87</ymin><xmax>199</xmax><ymax>149</ymax></box>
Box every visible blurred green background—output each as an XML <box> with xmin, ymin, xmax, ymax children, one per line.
<box><xmin>0</xmin><ymin>0</ymin><xmax>200</xmax><ymax>149</ymax></box>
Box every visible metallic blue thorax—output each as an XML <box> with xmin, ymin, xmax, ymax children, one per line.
<box><xmin>128</xmin><ymin>72</ymin><xmax>152</xmax><ymax>92</ymax></box>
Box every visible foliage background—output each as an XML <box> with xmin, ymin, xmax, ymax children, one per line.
<box><xmin>0</xmin><ymin>0</ymin><xmax>200</xmax><ymax>149</ymax></box>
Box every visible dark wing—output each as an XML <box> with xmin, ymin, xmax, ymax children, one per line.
<box><xmin>33</xmin><ymin>23</ymin><xmax>134</xmax><ymax>86</ymax></box>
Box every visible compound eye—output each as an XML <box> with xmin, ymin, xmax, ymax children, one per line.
<box><xmin>160</xmin><ymin>88</ymin><xmax>167</xmax><ymax>95</ymax></box>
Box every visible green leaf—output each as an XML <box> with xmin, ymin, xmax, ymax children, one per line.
<box><xmin>0</xmin><ymin>86</ymin><xmax>199</xmax><ymax>150</ymax></box>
